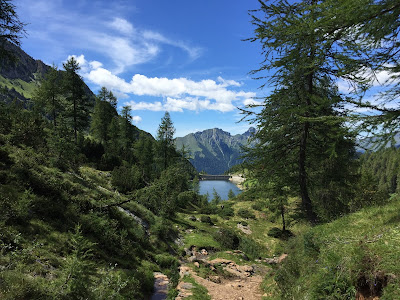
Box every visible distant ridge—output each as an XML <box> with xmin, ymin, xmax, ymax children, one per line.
<box><xmin>175</xmin><ymin>127</ymin><xmax>255</xmax><ymax>175</ymax></box>
<box><xmin>0</xmin><ymin>42</ymin><xmax>95</xmax><ymax>103</ymax></box>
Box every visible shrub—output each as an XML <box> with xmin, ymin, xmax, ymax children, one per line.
<box><xmin>303</xmin><ymin>231</ymin><xmax>321</xmax><ymax>256</ymax></box>
<box><xmin>237</xmin><ymin>208</ymin><xmax>256</xmax><ymax>219</ymax></box>
<box><xmin>213</xmin><ymin>228</ymin><xmax>240</xmax><ymax>250</ymax></box>
<box><xmin>177</xmin><ymin>191</ymin><xmax>199</xmax><ymax>208</ymax></box>
<box><xmin>199</xmin><ymin>205</ymin><xmax>218</xmax><ymax>214</ymax></box>
<box><xmin>111</xmin><ymin>165</ymin><xmax>143</xmax><ymax>193</ymax></box>
<box><xmin>267</xmin><ymin>227</ymin><xmax>282</xmax><ymax>238</ymax></box>
<box><xmin>218</xmin><ymin>207</ymin><xmax>234</xmax><ymax>218</ymax></box>
<box><xmin>252</xmin><ymin>201</ymin><xmax>264</xmax><ymax>211</ymax></box>
<box><xmin>238</xmin><ymin>236</ymin><xmax>264</xmax><ymax>259</ymax></box>
<box><xmin>267</xmin><ymin>227</ymin><xmax>293</xmax><ymax>239</ymax></box>
<box><xmin>200</xmin><ymin>215</ymin><xmax>213</xmax><ymax>225</ymax></box>
<box><xmin>154</xmin><ymin>254</ymin><xmax>179</xmax><ymax>269</ymax></box>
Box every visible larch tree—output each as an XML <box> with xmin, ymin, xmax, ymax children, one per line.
<box><xmin>32</xmin><ymin>65</ymin><xmax>64</xmax><ymax>128</ymax></box>
<box><xmin>91</xmin><ymin>87</ymin><xmax>117</xmax><ymax>143</ymax></box>
<box><xmin>157</xmin><ymin>111</ymin><xmax>176</xmax><ymax>170</ymax></box>
<box><xmin>63</xmin><ymin>57</ymin><xmax>91</xmax><ymax>143</ymax></box>
<box><xmin>320</xmin><ymin>0</ymin><xmax>400</xmax><ymax>144</ymax></box>
<box><xmin>97</xmin><ymin>86</ymin><xmax>117</xmax><ymax>109</ymax></box>
<box><xmin>245</xmin><ymin>0</ymin><xmax>358</xmax><ymax>223</ymax></box>
<box><xmin>0</xmin><ymin>0</ymin><xmax>26</xmax><ymax>61</ymax></box>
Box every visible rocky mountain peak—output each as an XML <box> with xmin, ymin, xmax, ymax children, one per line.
<box><xmin>176</xmin><ymin>127</ymin><xmax>255</xmax><ymax>174</ymax></box>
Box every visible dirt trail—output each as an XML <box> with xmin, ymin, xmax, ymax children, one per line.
<box><xmin>179</xmin><ymin>266</ymin><xmax>264</xmax><ymax>300</ymax></box>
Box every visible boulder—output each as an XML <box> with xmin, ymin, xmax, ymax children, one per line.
<box><xmin>208</xmin><ymin>275</ymin><xmax>222</xmax><ymax>283</ymax></box>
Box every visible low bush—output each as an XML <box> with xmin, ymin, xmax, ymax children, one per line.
<box><xmin>237</xmin><ymin>208</ymin><xmax>256</xmax><ymax>219</ymax></box>
<box><xmin>199</xmin><ymin>205</ymin><xmax>218</xmax><ymax>215</ymax></box>
<box><xmin>251</xmin><ymin>201</ymin><xmax>264</xmax><ymax>211</ymax></box>
<box><xmin>238</xmin><ymin>236</ymin><xmax>264</xmax><ymax>259</ymax></box>
<box><xmin>154</xmin><ymin>253</ymin><xmax>179</xmax><ymax>269</ymax></box>
<box><xmin>213</xmin><ymin>228</ymin><xmax>240</xmax><ymax>250</ymax></box>
<box><xmin>267</xmin><ymin>227</ymin><xmax>293</xmax><ymax>239</ymax></box>
<box><xmin>200</xmin><ymin>215</ymin><xmax>213</xmax><ymax>225</ymax></box>
<box><xmin>218</xmin><ymin>206</ymin><xmax>234</xmax><ymax>218</ymax></box>
<box><xmin>238</xmin><ymin>220</ymin><xmax>248</xmax><ymax>226</ymax></box>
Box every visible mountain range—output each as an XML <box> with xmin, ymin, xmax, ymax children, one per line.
<box><xmin>175</xmin><ymin>127</ymin><xmax>256</xmax><ymax>175</ymax></box>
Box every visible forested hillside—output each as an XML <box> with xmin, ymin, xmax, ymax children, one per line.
<box><xmin>0</xmin><ymin>33</ymin><xmax>199</xmax><ymax>297</ymax></box>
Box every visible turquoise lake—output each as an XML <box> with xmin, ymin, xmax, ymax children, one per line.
<box><xmin>199</xmin><ymin>180</ymin><xmax>242</xmax><ymax>201</ymax></box>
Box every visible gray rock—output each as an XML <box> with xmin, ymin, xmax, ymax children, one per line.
<box><xmin>181</xmin><ymin>283</ymin><xmax>193</xmax><ymax>290</ymax></box>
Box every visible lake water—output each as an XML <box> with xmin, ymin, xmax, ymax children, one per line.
<box><xmin>199</xmin><ymin>180</ymin><xmax>242</xmax><ymax>201</ymax></box>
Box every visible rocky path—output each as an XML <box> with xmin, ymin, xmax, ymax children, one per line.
<box><xmin>149</xmin><ymin>272</ymin><xmax>169</xmax><ymax>300</ymax></box>
<box><xmin>177</xmin><ymin>255</ymin><xmax>266</xmax><ymax>300</ymax></box>
<box><xmin>181</xmin><ymin>265</ymin><xmax>263</xmax><ymax>300</ymax></box>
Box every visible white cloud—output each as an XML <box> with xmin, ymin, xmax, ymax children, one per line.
<box><xmin>80</xmin><ymin>66</ymin><xmax>256</xmax><ymax>113</ymax></box>
<box><xmin>89</xmin><ymin>61</ymin><xmax>103</xmax><ymax>69</ymax></box>
<box><xmin>126</xmin><ymin>97</ymin><xmax>236</xmax><ymax>113</ymax></box>
<box><xmin>143</xmin><ymin>30</ymin><xmax>203</xmax><ymax>60</ymax></box>
<box><xmin>131</xmin><ymin>116</ymin><xmax>142</xmax><ymax>124</ymax></box>
<box><xmin>243</xmin><ymin>98</ymin><xmax>263</xmax><ymax>106</ymax></box>
<box><xmin>109</xmin><ymin>17</ymin><xmax>135</xmax><ymax>35</ymax></box>
<box><xmin>217</xmin><ymin>76</ymin><xmax>242</xmax><ymax>87</ymax></box>
<box><xmin>18</xmin><ymin>0</ymin><xmax>203</xmax><ymax>74</ymax></box>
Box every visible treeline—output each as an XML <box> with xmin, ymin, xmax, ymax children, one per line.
<box><xmin>360</xmin><ymin>148</ymin><xmax>400</xmax><ymax>196</ymax></box>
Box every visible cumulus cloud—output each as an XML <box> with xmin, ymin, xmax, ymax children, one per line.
<box><xmin>74</xmin><ymin>57</ymin><xmax>256</xmax><ymax>113</ymax></box>
<box><xmin>131</xmin><ymin>116</ymin><xmax>142</xmax><ymax>124</ymax></box>
<box><xmin>127</xmin><ymin>97</ymin><xmax>235</xmax><ymax>113</ymax></box>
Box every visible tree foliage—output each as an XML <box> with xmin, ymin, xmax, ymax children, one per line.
<box><xmin>245</xmin><ymin>0</ymin><xmax>358</xmax><ymax>223</ymax></box>
<box><xmin>157</xmin><ymin>111</ymin><xmax>177</xmax><ymax>170</ymax></box>
<box><xmin>32</xmin><ymin>65</ymin><xmax>64</xmax><ymax>128</ymax></box>
<box><xmin>0</xmin><ymin>0</ymin><xmax>26</xmax><ymax>61</ymax></box>
<box><xmin>63</xmin><ymin>56</ymin><xmax>91</xmax><ymax>143</ymax></box>
<box><xmin>90</xmin><ymin>87</ymin><xmax>118</xmax><ymax>143</ymax></box>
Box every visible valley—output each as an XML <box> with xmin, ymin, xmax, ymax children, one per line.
<box><xmin>2</xmin><ymin>0</ymin><xmax>400</xmax><ymax>299</ymax></box>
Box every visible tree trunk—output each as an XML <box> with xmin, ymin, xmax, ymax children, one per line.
<box><xmin>299</xmin><ymin>41</ymin><xmax>318</xmax><ymax>224</ymax></box>
<box><xmin>52</xmin><ymin>94</ymin><xmax>57</xmax><ymax>128</ymax></box>
<box><xmin>73</xmin><ymin>98</ymin><xmax>77</xmax><ymax>144</ymax></box>
<box><xmin>280</xmin><ymin>202</ymin><xmax>286</xmax><ymax>231</ymax></box>
<box><xmin>299</xmin><ymin>121</ymin><xmax>316</xmax><ymax>224</ymax></box>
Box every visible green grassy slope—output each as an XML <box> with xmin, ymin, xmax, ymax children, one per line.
<box><xmin>0</xmin><ymin>74</ymin><xmax>40</xmax><ymax>99</ymax></box>
<box><xmin>268</xmin><ymin>196</ymin><xmax>400</xmax><ymax>299</ymax></box>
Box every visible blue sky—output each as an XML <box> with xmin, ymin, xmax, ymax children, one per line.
<box><xmin>15</xmin><ymin>0</ymin><xmax>269</xmax><ymax>137</ymax></box>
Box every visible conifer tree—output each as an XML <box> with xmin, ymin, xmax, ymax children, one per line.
<box><xmin>245</xmin><ymin>0</ymin><xmax>358</xmax><ymax>223</ymax></box>
<box><xmin>156</xmin><ymin>111</ymin><xmax>176</xmax><ymax>170</ymax></box>
<box><xmin>32</xmin><ymin>65</ymin><xmax>64</xmax><ymax>128</ymax></box>
<box><xmin>97</xmin><ymin>86</ymin><xmax>117</xmax><ymax>108</ymax></box>
<box><xmin>63</xmin><ymin>57</ymin><xmax>91</xmax><ymax>143</ymax></box>
<box><xmin>119</xmin><ymin>105</ymin><xmax>136</xmax><ymax>159</ymax></box>
<box><xmin>0</xmin><ymin>0</ymin><xmax>26</xmax><ymax>61</ymax></box>
<box><xmin>90</xmin><ymin>87</ymin><xmax>117</xmax><ymax>143</ymax></box>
